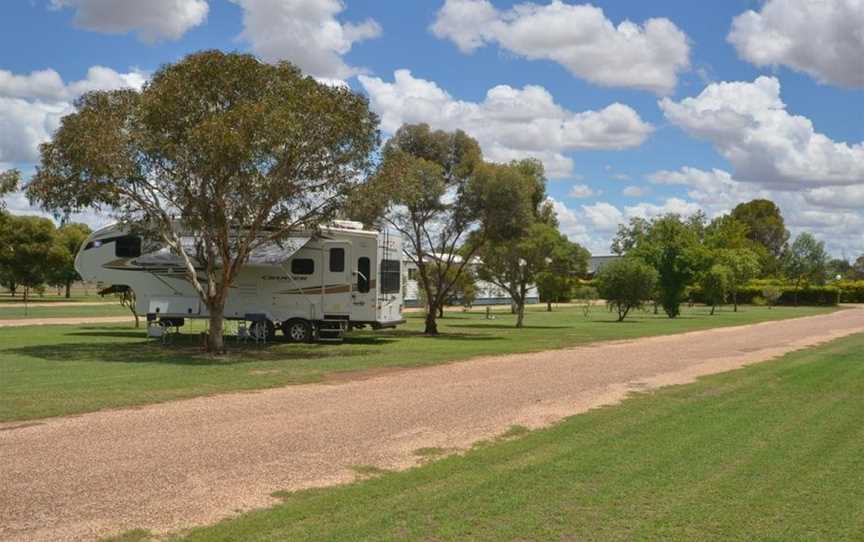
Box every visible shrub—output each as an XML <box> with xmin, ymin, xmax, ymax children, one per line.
<box><xmin>595</xmin><ymin>258</ymin><xmax>658</xmax><ymax>322</ymax></box>
<box><xmin>762</xmin><ymin>286</ymin><xmax>781</xmax><ymax>307</ymax></box>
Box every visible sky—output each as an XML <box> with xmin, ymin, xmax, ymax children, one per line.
<box><xmin>1</xmin><ymin>0</ymin><xmax>862</xmax><ymax>257</ymax></box>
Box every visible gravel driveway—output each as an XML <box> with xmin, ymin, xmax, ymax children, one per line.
<box><xmin>2</xmin><ymin>307</ymin><xmax>863</xmax><ymax>541</ymax></box>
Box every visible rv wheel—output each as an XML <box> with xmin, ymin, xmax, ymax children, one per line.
<box><xmin>249</xmin><ymin>319</ymin><xmax>276</xmax><ymax>341</ymax></box>
<box><xmin>282</xmin><ymin>319</ymin><xmax>312</xmax><ymax>343</ymax></box>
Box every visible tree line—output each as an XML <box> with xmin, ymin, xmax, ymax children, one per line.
<box><xmin>596</xmin><ymin>199</ymin><xmax>862</xmax><ymax>321</ymax></box>
<box><xmin>0</xmin><ymin>179</ymin><xmax>91</xmax><ymax>302</ymax></box>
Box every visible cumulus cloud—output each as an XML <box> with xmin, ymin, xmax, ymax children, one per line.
<box><xmin>51</xmin><ymin>0</ymin><xmax>208</xmax><ymax>42</ymax></box>
<box><xmin>568</xmin><ymin>184</ymin><xmax>599</xmax><ymax>198</ymax></box>
<box><xmin>728</xmin><ymin>0</ymin><xmax>864</xmax><ymax>88</ymax></box>
<box><xmin>358</xmin><ymin>69</ymin><xmax>652</xmax><ymax>178</ymax></box>
<box><xmin>622</xmin><ymin>185</ymin><xmax>648</xmax><ymax>197</ymax></box>
<box><xmin>659</xmin><ymin>76</ymin><xmax>864</xmax><ymax>188</ymax></box>
<box><xmin>431</xmin><ymin>0</ymin><xmax>690</xmax><ymax>94</ymax></box>
<box><xmin>232</xmin><ymin>0</ymin><xmax>381</xmax><ymax>80</ymax></box>
<box><xmin>0</xmin><ymin>66</ymin><xmax>146</xmax><ymax>163</ymax></box>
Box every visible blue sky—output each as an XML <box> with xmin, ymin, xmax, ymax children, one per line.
<box><xmin>1</xmin><ymin>0</ymin><xmax>862</xmax><ymax>256</ymax></box>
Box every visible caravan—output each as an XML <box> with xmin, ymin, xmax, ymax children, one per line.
<box><xmin>75</xmin><ymin>221</ymin><xmax>405</xmax><ymax>341</ymax></box>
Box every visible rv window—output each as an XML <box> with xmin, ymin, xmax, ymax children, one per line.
<box><xmin>115</xmin><ymin>236</ymin><xmax>141</xmax><ymax>258</ymax></box>
<box><xmin>380</xmin><ymin>259</ymin><xmax>401</xmax><ymax>294</ymax></box>
<box><xmin>357</xmin><ymin>257</ymin><xmax>370</xmax><ymax>293</ymax></box>
<box><xmin>291</xmin><ymin>258</ymin><xmax>314</xmax><ymax>275</ymax></box>
<box><xmin>329</xmin><ymin>248</ymin><xmax>345</xmax><ymax>272</ymax></box>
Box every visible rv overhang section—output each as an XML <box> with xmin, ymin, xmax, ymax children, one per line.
<box><xmin>132</xmin><ymin>236</ymin><xmax>312</xmax><ymax>268</ymax></box>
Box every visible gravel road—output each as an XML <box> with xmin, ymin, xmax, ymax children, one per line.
<box><xmin>2</xmin><ymin>307</ymin><xmax>863</xmax><ymax>541</ymax></box>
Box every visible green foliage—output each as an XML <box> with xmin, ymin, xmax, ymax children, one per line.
<box><xmin>27</xmin><ymin>50</ymin><xmax>379</xmax><ymax>351</ymax></box>
<box><xmin>48</xmin><ymin>223</ymin><xmax>91</xmax><ymax>297</ymax></box>
<box><xmin>627</xmin><ymin>214</ymin><xmax>708</xmax><ymax>319</ymax></box>
<box><xmin>848</xmin><ymin>255</ymin><xmax>864</xmax><ymax>280</ymax></box>
<box><xmin>595</xmin><ymin>258</ymin><xmax>658</xmax><ymax>322</ymax></box>
<box><xmin>782</xmin><ymin>233</ymin><xmax>829</xmax><ymax>305</ymax></box>
<box><xmin>0</xmin><ymin>214</ymin><xmax>63</xmax><ymax>302</ymax></box>
<box><xmin>0</xmin><ymin>169</ymin><xmax>20</xmax><ymax>209</ymax></box>
<box><xmin>699</xmin><ymin>264</ymin><xmax>731</xmax><ymax>314</ymax></box>
<box><xmin>716</xmin><ymin>248</ymin><xmax>761</xmax><ymax>310</ymax></box>
<box><xmin>730</xmin><ymin>199</ymin><xmax>790</xmax><ymax>260</ymax></box>
<box><xmin>762</xmin><ymin>286</ymin><xmax>781</xmax><ymax>307</ymax></box>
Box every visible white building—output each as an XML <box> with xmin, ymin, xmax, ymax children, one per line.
<box><xmin>402</xmin><ymin>258</ymin><xmax>539</xmax><ymax>308</ymax></box>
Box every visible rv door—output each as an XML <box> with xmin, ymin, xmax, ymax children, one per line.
<box><xmin>322</xmin><ymin>241</ymin><xmax>351</xmax><ymax>316</ymax></box>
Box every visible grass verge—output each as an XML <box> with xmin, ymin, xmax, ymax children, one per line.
<box><xmin>0</xmin><ymin>304</ymin><xmax>835</xmax><ymax>422</ymax></box>
<box><xmin>170</xmin><ymin>332</ymin><xmax>864</xmax><ymax>541</ymax></box>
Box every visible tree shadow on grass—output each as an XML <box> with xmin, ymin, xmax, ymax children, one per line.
<box><xmin>8</xmin><ymin>339</ymin><xmax>384</xmax><ymax>367</ymax></box>
<box><xmin>446</xmin><ymin>323</ymin><xmax>569</xmax><ymax>330</ymax></box>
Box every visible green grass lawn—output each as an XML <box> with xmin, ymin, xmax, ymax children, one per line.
<box><xmin>0</xmin><ymin>304</ymin><xmax>835</xmax><ymax>422</ymax></box>
<box><xmin>153</xmin><ymin>332</ymin><xmax>864</xmax><ymax>542</ymax></box>
<box><xmin>0</xmin><ymin>303</ymin><xmax>130</xmax><ymax>319</ymax></box>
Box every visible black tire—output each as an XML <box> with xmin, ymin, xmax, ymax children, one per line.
<box><xmin>250</xmin><ymin>319</ymin><xmax>276</xmax><ymax>341</ymax></box>
<box><xmin>282</xmin><ymin>319</ymin><xmax>312</xmax><ymax>343</ymax></box>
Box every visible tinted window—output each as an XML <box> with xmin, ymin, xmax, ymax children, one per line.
<box><xmin>329</xmin><ymin>248</ymin><xmax>345</xmax><ymax>272</ymax></box>
<box><xmin>291</xmin><ymin>258</ymin><xmax>314</xmax><ymax>275</ymax></box>
<box><xmin>115</xmin><ymin>236</ymin><xmax>141</xmax><ymax>258</ymax></box>
<box><xmin>357</xmin><ymin>257</ymin><xmax>370</xmax><ymax>293</ymax></box>
<box><xmin>381</xmin><ymin>259</ymin><xmax>401</xmax><ymax>294</ymax></box>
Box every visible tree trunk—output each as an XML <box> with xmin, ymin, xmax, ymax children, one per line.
<box><xmin>710</xmin><ymin>304</ymin><xmax>716</xmax><ymax>315</ymax></box>
<box><xmin>438</xmin><ymin>305</ymin><xmax>444</xmax><ymax>318</ymax></box>
<box><xmin>515</xmin><ymin>304</ymin><xmax>525</xmax><ymax>327</ymax></box>
<box><xmin>65</xmin><ymin>280</ymin><xmax>72</xmax><ymax>299</ymax></box>
<box><xmin>733</xmin><ymin>290</ymin><xmax>738</xmax><ymax>312</ymax></box>
<box><xmin>207</xmin><ymin>311</ymin><xmax>225</xmax><ymax>352</ymax></box>
<box><xmin>546</xmin><ymin>301</ymin><xmax>552</xmax><ymax>312</ymax></box>
<box><xmin>424</xmin><ymin>309</ymin><xmax>438</xmax><ymax>335</ymax></box>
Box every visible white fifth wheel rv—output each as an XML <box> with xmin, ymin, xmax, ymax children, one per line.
<box><xmin>75</xmin><ymin>221</ymin><xmax>405</xmax><ymax>341</ymax></box>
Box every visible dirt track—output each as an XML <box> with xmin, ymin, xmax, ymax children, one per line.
<box><xmin>2</xmin><ymin>307</ymin><xmax>864</xmax><ymax>541</ymax></box>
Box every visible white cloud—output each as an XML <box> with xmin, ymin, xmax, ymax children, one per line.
<box><xmin>659</xmin><ymin>76</ymin><xmax>864</xmax><ymax>188</ymax></box>
<box><xmin>232</xmin><ymin>0</ymin><xmax>381</xmax><ymax>80</ymax></box>
<box><xmin>622</xmin><ymin>185</ymin><xmax>647</xmax><ymax>197</ymax></box>
<box><xmin>358</xmin><ymin>69</ymin><xmax>652</xmax><ymax>178</ymax></box>
<box><xmin>0</xmin><ymin>67</ymin><xmax>146</xmax><ymax>163</ymax></box>
<box><xmin>611</xmin><ymin>173</ymin><xmax>631</xmax><ymax>181</ymax></box>
<box><xmin>581</xmin><ymin>201</ymin><xmax>624</xmax><ymax>232</ymax></box>
<box><xmin>728</xmin><ymin>0</ymin><xmax>864</xmax><ymax>88</ymax></box>
<box><xmin>51</xmin><ymin>0</ymin><xmax>208</xmax><ymax>43</ymax></box>
<box><xmin>431</xmin><ymin>0</ymin><xmax>690</xmax><ymax>94</ymax></box>
<box><xmin>568</xmin><ymin>184</ymin><xmax>599</xmax><ymax>198</ymax></box>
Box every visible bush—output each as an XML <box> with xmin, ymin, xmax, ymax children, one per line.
<box><xmin>752</xmin><ymin>296</ymin><xmax>767</xmax><ymax>306</ymax></box>
<box><xmin>762</xmin><ymin>286</ymin><xmax>781</xmax><ymax>307</ymax></box>
<box><xmin>689</xmin><ymin>281</ymin><xmax>841</xmax><ymax>306</ymax></box>
<box><xmin>595</xmin><ymin>258</ymin><xmax>658</xmax><ymax>322</ymax></box>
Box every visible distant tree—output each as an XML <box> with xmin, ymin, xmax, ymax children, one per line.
<box><xmin>572</xmin><ymin>284</ymin><xmax>599</xmax><ymax>318</ymax></box>
<box><xmin>629</xmin><ymin>214</ymin><xmax>708</xmax><ymax>318</ymax></box>
<box><xmin>49</xmin><ymin>223</ymin><xmax>91</xmax><ymax>298</ymax></box>
<box><xmin>26</xmin><ymin>51</ymin><xmax>378</xmax><ymax>352</ymax></box>
<box><xmin>782</xmin><ymin>233</ymin><xmax>829</xmax><ymax>305</ymax></box>
<box><xmin>0</xmin><ymin>169</ymin><xmax>20</xmax><ymax>209</ymax></box>
<box><xmin>536</xmin><ymin>239</ymin><xmax>590</xmax><ymax>313</ymax></box>
<box><xmin>700</xmin><ymin>264</ymin><xmax>731</xmax><ymax>315</ymax></box>
<box><xmin>350</xmin><ymin>125</ymin><xmax>532</xmax><ymax>334</ymax></box>
<box><xmin>472</xmin><ymin>159</ymin><xmax>588</xmax><ymax>327</ymax></box>
<box><xmin>611</xmin><ymin>217</ymin><xmax>650</xmax><ymax>256</ymax></box>
<box><xmin>716</xmin><ymin>248</ymin><xmax>761</xmax><ymax>311</ymax></box>
<box><xmin>851</xmin><ymin>255</ymin><xmax>864</xmax><ymax>280</ymax></box>
<box><xmin>731</xmin><ymin>199</ymin><xmax>790</xmax><ymax>272</ymax></box>
<box><xmin>595</xmin><ymin>258</ymin><xmax>658</xmax><ymax>322</ymax></box>
<box><xmin>827</xmin><ymin>258</ymin><xmax>851</xmax><ymax>280</ymax></box>
<box><xmin>0</xmin><ymin>215</ymin><xmax>63</xmax><ymax>306</ymax></box>
<box><xmin>762</xmin><ymin>285</ymin><xmax>782</xmax><ymax>308</ymax></box>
